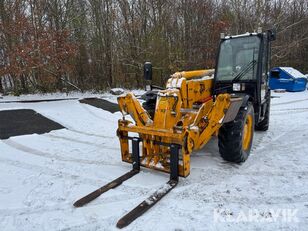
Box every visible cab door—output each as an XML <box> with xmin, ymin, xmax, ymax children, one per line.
<box><xmin>261</xmin><ymin>35</ymin><xmax>269</xmax><ymax>102</ymax></box>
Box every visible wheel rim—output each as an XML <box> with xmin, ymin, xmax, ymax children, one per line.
<box><xmin>243</xmin><ymin>114</ymin><xmax>253</xmax><ymax>151</ymax></box>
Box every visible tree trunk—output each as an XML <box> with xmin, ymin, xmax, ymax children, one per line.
<box><xmin>0</xmin><ymin>77</ymin><xmax>3</xmax><ymax>93</ymax></box>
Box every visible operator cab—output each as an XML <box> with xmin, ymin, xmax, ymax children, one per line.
<box><xmin>216</xmin><ymin>35</ymin><xmax>260</xmax><ymax>82</ymax></box>
<box><xmin>214</xmin><ymin>30</ymin><xmax>276</xmax><ymax>126</ymax></box>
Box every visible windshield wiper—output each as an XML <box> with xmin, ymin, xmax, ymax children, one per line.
<box><xmin>232</xmin><ymin>60</ymin><xmax>257</xmax><ymax>82</ymax></box>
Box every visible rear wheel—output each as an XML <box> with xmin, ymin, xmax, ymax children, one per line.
<box><xmin>218</xmin><ymin>102</ymin><xmax>254</xmax><ymax>163</ymax></box>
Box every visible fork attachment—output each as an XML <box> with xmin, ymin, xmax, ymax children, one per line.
<box><xmin>117</xmin><ymin>143</ymin><xmax>180</xmax><ymax>228</ymax></box>
<box><xmin>73</xmin><ymin>138</ymin><xmax>142</xmax><ymax>207</ymax></box>
<box><xmin>74</xmin><ymin>138</ymin><xmax>181</xmax><ymax>229</ymax></box>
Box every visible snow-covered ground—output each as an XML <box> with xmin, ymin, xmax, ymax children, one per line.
<box><xmin>0</xmin><ymin>90</ymin><xmax>308</xmax><ymax>230</ymax></box>
<box><xmin>0</xmin><ymin>89</ymin><xmax>145</xmax><ymax>104</ymax></box>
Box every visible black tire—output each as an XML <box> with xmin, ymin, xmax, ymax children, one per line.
<box><xmin>218</xmin><ymin>102</ymin><xmax>255</xmax><ymax>163</ymax></box>
<box><xmin>255</xmin><ymin>96</ymin><xmax>270</xmax><ymax>131</ymax></box>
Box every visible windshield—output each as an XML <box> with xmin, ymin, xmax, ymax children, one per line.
<box><xmin>216</xmin><ymin>36</ymin><xmax>261</xmax><ymax>81</ymax></box>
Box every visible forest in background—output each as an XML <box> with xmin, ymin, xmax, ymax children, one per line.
<box><xmin>0</xmin><ymin>0</ymin><xmax>308</xmax><ymax>94</ymax></box>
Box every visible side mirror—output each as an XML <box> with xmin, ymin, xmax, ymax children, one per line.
<box><xmin>267</xmin><ymin>29</ymin><xmax>276</xmax><ymax>41</ymax></box>
<box><xmin>144</xmin><ymin>62</ymin><xmax>152</xmax><ymax>81</ymax></box>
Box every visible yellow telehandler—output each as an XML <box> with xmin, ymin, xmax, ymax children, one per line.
<box><xmin>74</xmin><ymin>29</ymin><xmax>276</xmax><ymax>228</ymax></box>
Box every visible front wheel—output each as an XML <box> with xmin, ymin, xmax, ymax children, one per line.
<box><xmin>218</xmin><ymin>102</ymin><xmax>255</xmax><ymax>163</ymax></box>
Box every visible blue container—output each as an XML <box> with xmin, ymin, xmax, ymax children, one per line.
<box><xmin>269</xmin><ymin>67</ymin><xmax>307</xmax><ymax>92</ymax></box>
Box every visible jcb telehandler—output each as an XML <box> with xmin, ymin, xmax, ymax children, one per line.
<box><xmin>74</xmin><ymin>29</ymin><xmax>276</xmax><ymax>228</ymax></box>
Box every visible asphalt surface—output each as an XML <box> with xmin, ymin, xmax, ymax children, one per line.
<box><xmin>79</xmin><ymin>98</ymin><xmax>119</xmax><ymax>113</ymax></box>
<box><xmin>0</xmin><ymin>109</ymin><xmax>65</xmax><ymax>139</ymax></box>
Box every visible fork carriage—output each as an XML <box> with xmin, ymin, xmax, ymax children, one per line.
<box><xmin>117</xmin><ymin>70</ymin><xmax>243</xmax><ymax>177</ymax></box>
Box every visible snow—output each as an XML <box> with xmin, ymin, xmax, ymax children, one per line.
<box><xmin>110</xmin><ymin>88</ymin><xmax>125</xmax><ymax>95</ymax></box>
<box><xmin>166</xmin><ymin>77</ymin><xmax>185</xmax><ymax>88</ymax></box>
<box><xmin>224</xmin><ymin>32</ymin><xmax>258</xmax><ymax>39</ymax></box>
<box><xmin>0</xmin><ymin>89</ymin><xmax>145</xmax><ymax>104</ymax></box>
<box><xmin>280</xmin><ymin>67</ymin><xmax>307</xmax><ymax>79</ymax></box>
<box><xmin>0</xmin><ymin>91</ymin><xmax>101</xmax><ymax>102</ymax></box>
<box><xmin>0</xmin><ymin>90</ymin><xmax>308</xmax><ymax>230</ymax></box>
